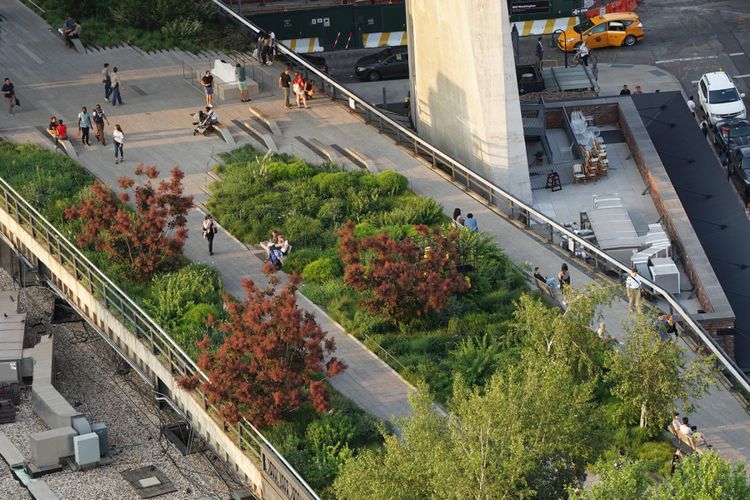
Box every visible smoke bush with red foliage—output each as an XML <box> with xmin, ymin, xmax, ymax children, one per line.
<box><xmin>65</xmin><ymin>166</ymin><xmax>192</xmax><ymax>282</ymax></box>
<box><xmin>180</xmin><ymin>274</ymin><xmax>345</xmax><ymax>426</ymax></box>
<box><xmin>337</xmin><ymin>221</ymin><xmax>468</xmax><ymax>324</ymax></box>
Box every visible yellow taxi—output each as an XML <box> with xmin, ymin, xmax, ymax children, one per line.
<box><xmin>557</xmin><ymin>13</ymin><xmax>644</xmax><ymax>52</ymax></box>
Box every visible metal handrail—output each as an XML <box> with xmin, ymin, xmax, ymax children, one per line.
<box><xmin>210</xmin><ymin>0</ymin><xmax>750</xmax><ymax>397</ymax></box>
<box><xmin>0</xmin><ymin>176</ymin><xmax>320</xmax><ymax>500</ymax></box>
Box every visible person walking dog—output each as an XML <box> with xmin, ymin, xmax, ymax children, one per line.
<box><xmin>202</xmin><ymin>214</ymin><xmax>218</xmax><ymax>256</ymax></box>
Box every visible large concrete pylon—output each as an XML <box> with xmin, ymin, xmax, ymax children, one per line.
<box><xmin>406</xmin><ymin>0</ymin><xmax>532</xmax><ymax>203</ymax></box>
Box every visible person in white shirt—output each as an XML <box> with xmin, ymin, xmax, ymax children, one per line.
<box><xmin>625</xmin><ymin>268</ymin><xmax>642</xmax><ymax>315</ymax></box>
<box><xmin>671</xmin><ymin>412</ymin><xmax>681</xmax><ymax>433</ymax></box>
<box><xmin>687</xmin><ymin>95</ymin><xmax>696</xmax><ymax>116</ymax></box>
<box><xmin>679</xmin><ymin>416</ymin><xmax>693</xmax><ymax>436</ymax></box>
<box><xmin>113</xmin><ymin>124</ymin><xmax>124</xmax><ymax>164</ymax></box>
<box><xmin>578</xmin><ymin>41</ymin><xmax>590</xmax><ymax>67</ymax></box>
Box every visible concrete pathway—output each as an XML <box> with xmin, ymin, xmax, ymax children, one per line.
<box><xmin>2</xmin><ymin>0</ymin><xmax>750</xmax><ymax>466</ymax></box>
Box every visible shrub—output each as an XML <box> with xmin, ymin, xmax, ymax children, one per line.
<box><xmin>302</xmin><ymin>280</ymin><xmax>355</xmax><ymax>307</ymax></box>
<box><xmin>306</xmin><ymin>413</ymin><xmax>358</xmax><ymax>451</ymax></box>
<box><xmin>145</xmin><ymin>264</ymin><xmax>223</xmax><ymax>328</ymax></box>
<box><xmin>161</xmin><ymin>18</ymin><xmax>202</xmax><ymax>39</ymax></box>
<box><xmin>374</xmin><ymin>197</ymin><xmax>443</xmax><ymax>226</ymax></box>
<box><xmin>375</xmin><ymin>171</ymin><xmax>409</xmax><ymax>195</ymax></box>
<box><xmin>349</xmin><ymin>310</ymin><xmax>390</xmax><ymax>338</ymax></box>
<box><xmin>313</xmin><ymin>172</ymin><xmax>358</xmax><ymax>198</ymax></box>
<box><xmin>303</xmin><ymin>258</ymin><xmax>342</xmax><ymax>283</ymax></box>
<box><xmin>317</xmin><ymin>199</ymin><xmax>348</xmax><ymax>226</ymax></box>
<box><xmin>283</xmin><ymin>248</ymin><xmax>325</xmax><ymax>276</ymax></box>
<box><xmin>284</xmin><ymin>215</ymin><xmax>327</xmax><ymax>248</ymax></box>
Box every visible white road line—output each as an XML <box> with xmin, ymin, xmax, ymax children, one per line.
<box><xmin>729</xmin><ymin>52</ymin><xmax>745</xmax><ymax>57</ymax></box>
<box><xmin>655</xmin><ymin>55</ymin><xmax>719</xmax><ymax>64</ymax></box>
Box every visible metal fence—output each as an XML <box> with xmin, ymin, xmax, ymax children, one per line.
<box><xmin>210</xmin><ymin>0</ymin><xmax>750</xmax><ymax>399</ymax></box>
<box><xmin>0</xmin><ymin>177</ymin><xmax>320</xmax><ymax>500</ymax></box>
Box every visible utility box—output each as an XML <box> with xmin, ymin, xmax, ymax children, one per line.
<box><xmin>91</xmin><ymin>422</ymin><xmax>110</xmax><ymax>456</ymax></box>
<box><xmin>31</xmin><ymin>426</ymin><xmax>77</xmax><ymax>468</ymax></box>
<box><xmin>74</xmin><ymin>433</ymin><xmax>100</xmax><ymax>466</ymax></box>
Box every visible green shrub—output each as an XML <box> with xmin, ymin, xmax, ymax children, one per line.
<box><xmin>349</xmin><ymin>310</ymin><xmax>390</xmax><ymax>338</ymax></box>
<box><xmin>283</xmin><ymin>248</ymin><xmax>325</xmax><ymax>276</ymax></box>
<box><xmin>448</xmin><ymin>334</ymin><xmax>503</xmax><ymax>389</ymax></box>
<box><xmin>374</xmin><ymin>197</ymin><xmax>443</xmax><ymax>226</ymax></box>
<box><xmin>302</xmin><ymin>280</ymin><xmax>354</xmax><ymax>307</ymax></box>
<box><xmin>317</xmin><ymin>199</ymin><xmax>349</xmax><ymax>226</ymax></box>
<box><xmin>303</xmin><ymin>258</ymin><xmax>342</xmax><ymax>283</ymax></box>
<box><xmin>161</xmin><ymin>18</ymin><xmax>203</xmax><ymax>39</ymax></box>
<box><xmin>635</xmin><ymin>440</ymin><xmax>674</xmax><ymax>476</ymax></box>
<box><xmin>327</xmin><ymin>295</ymin><xmax>359</xmax><ymax>327</ymax></box>
<box><xmin>284</xmin><ymin>215</ymin><xmax>327</xmax><ymax>248</ymax></box>
<box><xmin>306</xmin><ymin>413</ymin><xmax>358</xmax><ymax>451</ymax></box>
<box><xmin>145</xmin><ymin>264</ymin><xmax>223</xmax><ymax>328</ymax></box>
<box><xmin>375</xmin><ymin>171</ymin><xmax>409</xmax><ymax>195</ymax></box>
<box><xmin>180</xmin><ymin>303</ymin><xmax>221</xmax><ymax>330</ymax></box>
<box><xmin>313</xmin><ymin>172</ymin><xmax>358</xmax><ymax>198</ymax></box>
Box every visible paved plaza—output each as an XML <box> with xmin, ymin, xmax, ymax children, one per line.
<box><xmin>2</xmin><ymin>0</ymin><xmax>750</xmax><ymax>468</ymax></box>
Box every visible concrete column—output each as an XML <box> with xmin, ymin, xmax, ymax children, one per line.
<box><xmin>406</xmin><ymin>0</ymin><xmax>532</xmax><ymax>203</ymax></box>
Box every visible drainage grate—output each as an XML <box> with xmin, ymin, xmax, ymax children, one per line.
<box><xmin>121</xmin><ymin>465</ymin><xmax>177</xmax><ymax>499</ymax></box>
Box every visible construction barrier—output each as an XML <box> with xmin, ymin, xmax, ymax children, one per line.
<box><xmin>586</xmin><ymin>0</ymin><xmax>638</xmax><ymax>18</ymax></box>
<box><xmin>362</xmin><ymin>31</ymin><xmax>408</xmax><ymax>48</ymax></box>
<box><xmin>511</xmin><ymin>16</ymin><xmax>579</xmax><ymax>36</ymax></box>
<box><xmin>280</xmin><ymin>38</ymin><xmax>324</xmax><ymax>53</ymax></box>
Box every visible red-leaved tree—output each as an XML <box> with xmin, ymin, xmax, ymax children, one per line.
<box><xmin>180</xmin><ymin>274</ymin><xmax>346</xmax><ymax>426</ymax></box>
<box><xmin>337</xmin><ymin>222</ymin><xmax>469</xmax><ymax>323</ymax></box>
<box><xmin>65</xmin><ymin>166</ymin><xmax>192</xmax><ymax>282</ymax></box>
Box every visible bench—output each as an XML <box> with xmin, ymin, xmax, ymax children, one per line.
<box><xmin>343</xmin><ymin>146</ymin><xmax>377</xmax><ymax>173</ymax></box>
<box><xmin>242</xmin><ymin>121</ymin><xmax>277</xmax><ymax>152</ymax></box>
<box><xmin>56</xmin><ymin>28</ymin><xmax>84</xmax><ymax>53</ymax></box>
<box><xmin>668</xmin><ymin>423</ymin><xmax>707</xmax><ymax>453</ymax></box>
<box><xmin>535</xmin><ymin>277</ymin><xmax>555</xmax><ymax>297</ymax></box>
<box><xmin>307</xmin><ymin>138</ymin><xmax>340</xmax><ymax>164</ymax></box>
<box><xmin>248</xmin><ymin>106</ymin><xmax>282</xmax><ymax>136</ymax></box>
<box><xmin>191</xmin><ymin>113</ymin><xmax>235</xmax><ymax>145</ymax></box>
<box><xmin>46</xmin><ymin>129</ymin><xmax>78</xmax><ymax>160</ymax></box>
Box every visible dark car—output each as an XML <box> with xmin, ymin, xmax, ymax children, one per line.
<box><xmin>279</xmin><ymin>53</ymin><xmax>329</xmax><ymax>74</ymax></box>
<box><xmin>354</xmin><ymin>46</ymin><xmax>409</xmax><ymax>81</ymax></box>
<box><xmin>713</xmin><ymin>119</ymin><xmax>750</xmax><ymax>155</ymax></box>
<box><xmin>728</xmin><ymin>146</ymin><xmax>750</xmax><ymax>199</ymax></box>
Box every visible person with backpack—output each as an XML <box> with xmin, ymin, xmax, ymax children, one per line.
<box><xmin>92</xmin><ymin>104</ymin><xmax>110</xmax><ymax>145</ymax></box>
<box><xmin>202</xmin><ymin>214</ymin><xmax>218</xmax><ymax>256</ymax></box>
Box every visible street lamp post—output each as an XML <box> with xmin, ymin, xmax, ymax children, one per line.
<box><xmin>552</xmin><ymin>29</ymin><xmax>568</xmax><ymax>68</ymax></box>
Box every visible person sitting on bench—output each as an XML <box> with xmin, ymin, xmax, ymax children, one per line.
<box><xmin>48</xmin><ymin>116</ymin><xmax>59</xmax><ymax>134</ymax></box>
<box><xmin>193</xmin><ymin>106</ymin><xmax>218</xmax><ymax>136</ymax></box>
<box><xmin>68</xmin><ymin>20</ymin><xmax>82</xmax><ymax>48</ymax></box>
<box><xmin>54</xmin><ymin>119</ymin><xmax>68</xmax><ymax>146</ymax></box>
<box><xmin>62</xmin><ymin>15</ymin><xmax>75</xmax><ymax>47</ymax></box>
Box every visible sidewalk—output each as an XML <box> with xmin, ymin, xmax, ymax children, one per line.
<box><xmin>2</xmin><ymin>0</ymin><xmax>750</xmax><ymax>466</ymax></box>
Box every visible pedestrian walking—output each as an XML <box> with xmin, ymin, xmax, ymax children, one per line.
<box><xmin>699</xmin><ymin>118</ymin><xmax>708</xmax><ymax>137</ymax></box>
<box><xmin>202</xmin><ymin>214</ymin><xmax>218</xmax><ymax>256</ymax></box>
<box><xmin>625</xmin><ymin>268</ymin><xmax>642</xmax><ymax>315</ymax></box>
<box><xmin>619</xmin><ymin>85</ymin><xmax>631</xmax><ymax>95</ymax></box>
<box><xmin>268</xmin><ymin>31</ymin><xmax>276</xmax><ymax>63</ymax></box>
<box><xmin>293</xmin><ymin>71</ymin><xmax>308</xmax><ymax>109</ymax></box>
<box><xmin>102</xmin><ymin>63</ymin><xmax>112</xmax><ymax>101</ymax></box>
<box><xmin>578</xmin><ymin>41</ymin><xmax>590</xmax><ymax>67</ymax></box>
<box><xmin>77</xmin><ymin>106</ymin><xmax>92</xmax><ymax>146</ymax></box>
<box><xmin>687</xmin><ymin>95</ymin><xmax>696</xmax><ymax>116</ymax></box>
<box><xmin>2</xmin><ymin>77</ymin><xmax>16</xmax><ymax>116</ymax></box>
<box><xmin>113</xmin><ymin>124</ymin><xmax>124</xmax><ymax>164</ymax></box>
<box><xmin>110</xmin><ymin>67</ymin><xmax>123</xmax><ymax>106</ymax></box>
<box><xmin>92</xmin><ymin>104</ymin><xmax>110</xmax><ymax>145</ymax></box>
<box><xmin>201</xmin><ymin>70</ymin><xmax>214</xmax><ymax>107</ymax></box>
<box><xmin>279</xmin><ymin>68</ymin><xmax>292</xmax><ymax>109</ymax></box>
<box><xmin>535</xmin><ymin>36</ymin><xmax>544</xmax><ymax>69</ymax></box>
<box><xmin>235</xmin><ymin>63</ymin><xmax>250</xmax><ymax>103</ymax></box>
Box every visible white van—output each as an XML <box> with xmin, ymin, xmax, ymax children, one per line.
<box><xmin>698</xmin><ymin>72</ymin><xmax>746</xmax><ymax>126</ymax></box>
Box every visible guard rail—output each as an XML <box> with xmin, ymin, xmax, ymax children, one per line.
<box><xmin>211</xmin><ymin>0</ymin><xmax>750</xmax><ymax>399</ymax></box>
<box><xmin>0</xmin><ymin>176</ymin><xmax>319</xmax><ymax>499</ymax></box>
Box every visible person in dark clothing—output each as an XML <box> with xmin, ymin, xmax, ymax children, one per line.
<box><xmin>2</xmin><ymin>77</ymin><xmax>16</xmax><ymax>116</ymax></box>
<box><xmin>620</xmin><ymin>85</ymin><xmax>631</xmax><ymax>95</ymax></box>
<box><xmin>202</xmin><ymin>214</ymin><xmax>217</xmax><ymax>256</ymax></box>
<box><xmin>279</xmin><ymin>68</ymin><xmax>292</xmax><ymax>109</ymax></box>
<box><xmin>536</xmin><ymin>36</ymin><xmax>544</xmax><ymax>69</ymax></box>
<box><xmin>558</xmin><ymin>263</ymin><xmax>571</xmax><ymax>289</ymax></box>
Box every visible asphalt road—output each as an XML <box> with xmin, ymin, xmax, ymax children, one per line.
<box><xmin>517</xmin><ymin>0</ymin><xmax>750</xmax><ymax>106</ymax></box>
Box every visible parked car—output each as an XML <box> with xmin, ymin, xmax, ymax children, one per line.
<box><xmin>728</xmin><ymin>146</ymin><xmax>750</xmax><ymax>199</ymax></box>
<box><xmin>698</xmin><ymin>71</ymin><xmax>747</xmax><ymax>126</ymax></box>
<box><xmin>713</xmin><ymin>119</ymin><xmax>750</xmax><ymax>155</ymax></box>
<box><xmin>279</xmin><ymin>53</ymin><xmax>329</xmax><ymax>74</ymax></box>
<box><xmin>557</xmin><ymin>12</ymin><xmax>644</xmax><ymax>52</ymax></box>
<box><xmin>355</xmin><ymin>46</ymin><xmax>409</xmax><ymax>81</ymax></box>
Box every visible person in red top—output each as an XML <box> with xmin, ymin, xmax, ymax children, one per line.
<box><xmin>55</xmin><ymin>119</ymin><xmax>68</xmax><ymax>146</ymax></box>
<box><xmin>292</xmin><ymin>72</ymin><xmax>308</xmax><ymax>109</ymax></box>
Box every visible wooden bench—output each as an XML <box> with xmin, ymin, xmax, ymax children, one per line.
<box><xmin>344</xmin><ymin>146</ymin><xmax>377</xmax><ymax>173</ymax></box>
<box><xmin>248</xmin><ymin>106</ymin><xmax>282</xmax><ymax>136</ymax></box>
<box><xmin>535</xmin><ymin>277</ymin><xmax>555</xmax><ymax>297</ymax></box>
<box><xmin>307</xmin><ymin>138</ymin><xmax>340</xmax><ymax>164</ymax></box>
<box><xmin>46</xmin><ymin>129</ymin><xmax>78</xmax><ymax>160</ymax></box>
<box><xmin>668</xmin><ymin>423</ymin><xmax>707</xmax><ymax>453</ymax></box>
<box><xmin>56</xmin><ymin>28</ymin><xmax>85</xmax><ymax>53</ymax></box>
<box><xmin>242</xmin><ymin>121</ymin><xmax>277</xmax><ymax>152</ymax></box>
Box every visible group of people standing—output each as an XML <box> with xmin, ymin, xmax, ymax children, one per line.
<box><xmin>278</xmin><ymin>68</ymin><xmax>316</xmax><ymax>110</ymax></box>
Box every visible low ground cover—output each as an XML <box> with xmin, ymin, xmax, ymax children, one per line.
<box><xmin>23</xmin><ymin>0</ymin><xmax>248</xmax><ymax>53</ymax></box>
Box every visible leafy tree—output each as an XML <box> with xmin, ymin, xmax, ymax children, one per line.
<box><xmin>604</xmin><ymin>313</ymin><xmax>715</xmax><ymax>435</ymax></box>
<box><xmin>570</xmin><ymin>458</ymin><xmax>653</xmax><ymax>499</ymax></box>
<box><xmin>65</xmin><ymin>166</ymin><xmax>191</xmax><ymax>282</ymax></box>
<box><xmin>179</xmin><ymin>274</ymin><xmax>345</xmax><ymax>426</ymax></box>
<box><xmin>335</xmin><ymin>356</ymin><xmax>601</xmax><ymax>499</ymax></box>
<box><xmin>337</xmin><ymin>221</ymin><xmax>469</xmax><ymax>324</ymax></box>
<box><xmin>654</xmin><ymin>451</ymin><xmax>750</xmax><ymax>500</ymax></box>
